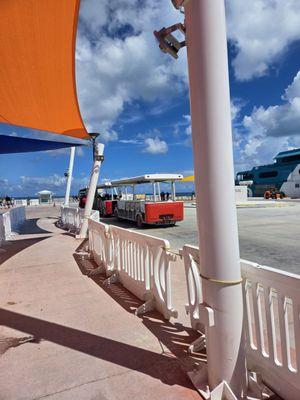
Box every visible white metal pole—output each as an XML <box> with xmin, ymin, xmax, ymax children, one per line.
<box><xmin>64</xmin><ymin>147</ymin><xmax>75</xmax><ymax>205</ymax></box>
<box><xmin>171</xmin><ymin>181</ymin><xmax>176</xmax><ymax>201</ymax></box>
<box><xmin>78</xmin><ymin>143</ymin><xmax>104</xmax><ymax>238</ymax></box>
<box><xmin>184</xmin><ymin>0</ymin><xmax>246</xmax><ymax>396</ymax></box>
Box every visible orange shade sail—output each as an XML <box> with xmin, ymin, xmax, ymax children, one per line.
<box><xmin>0</xmin><ymin>0</ymin><xmax>88</xmax><ymax>139</ymax></box>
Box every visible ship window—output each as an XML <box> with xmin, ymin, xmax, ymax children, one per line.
<box><xmin>296</xmin><ymin>184</ymin><xmax>300</xmax><ymax>188</ymax></box>
<box><xmin>259</xmin><ymin>171</ymin><xmax>278</xmax><ymax>178</ymax></box>
<box><xmin>281</xmin><ymin>154</ymin><xmax>300</xmax><ymax>163</ymax></box>
<box><xmin>238</xmin><ymin>172</ymin><xmax>253</xmax><ymax>180</ymax></box>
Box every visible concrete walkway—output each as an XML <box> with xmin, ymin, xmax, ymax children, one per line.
<box><xmin>0</xmin><ymin>207</ymin><xmax>201</xmax><ymax>400</ymax></box>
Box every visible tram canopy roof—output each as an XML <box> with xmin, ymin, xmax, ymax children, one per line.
<box><xmin>110</xmin><ymin>174</ymin><xmax>183</xmax><ymax>186</ymax></box>
<box><xmin>181</xmin><ymin>175</ymin><xmax>194</xmax><ymax>182</ymax></box>
<box><xmin>0</xmin><ymin>0</ymin><xmax>88</xmax><ymax>139</ymax></box>
<box><xmin>0</xmin><ymin>134</ymin><xmax>85</xmax><ymax>154</ymax></box>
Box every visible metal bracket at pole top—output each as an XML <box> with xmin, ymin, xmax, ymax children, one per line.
<box><xmin>171</xmin><ymin>0</ymin><xmax>190</xmax><ymax>10</ymax></box>
<box><xmin>95</xmin><ymin>154</ymin><xmax>104</xmax><ymax>162</ymax></box>
<box><xmin>154</xmin><ymin>23</ymin><xmax>186</xmax><ymax>59</ymax></box>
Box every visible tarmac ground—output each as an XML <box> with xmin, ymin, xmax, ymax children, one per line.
<box><xmin>103</xmin><ymin>200</ymin><xmax>300</xmax><ymax>275</ymax></box>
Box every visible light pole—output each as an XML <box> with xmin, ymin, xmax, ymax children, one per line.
<box><xmin>78</xmin><ymin>133</ymin><xmax>104</xmax><ymax>238</ymax></box>
<box><xmin>64</xmin><ymin>146</ymin><xmax>75</xmax><ymax>206</ymax></box>
<box><xmin>155</xmin><ymin>0</ymin><xmax>246</xmax><ymax>398</ymax></box>
<box><xmin>184</xmin><ymin>1</ymin><xmax>246</xmax><ymax>395</ymax></box>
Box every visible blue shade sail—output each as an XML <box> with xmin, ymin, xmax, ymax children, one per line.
<box><xmin>0</xmin><ymin>134</ymin><xmax>86</xmax><ymax>154</ymax></box>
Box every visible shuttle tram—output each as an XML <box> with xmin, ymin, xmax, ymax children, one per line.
<box><xmin>79</xmin><ymin>174</ymin><xmax>184</xmax><ymax>227</ymax></box>
<box><xmin>109</xmin><ymin>174</ymin><xmax>184</xmax><ymax>227</ymax></box>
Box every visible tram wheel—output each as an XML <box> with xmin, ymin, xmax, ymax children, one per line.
<box><xmin>114</xmin><ymin>209</ymin><xmax>120</xmax><ymax>220</ymax></box>
<box><xmin>136</xmin><ymin>214</ymin><xmax>143</xmax><ymax>228</ymax></box>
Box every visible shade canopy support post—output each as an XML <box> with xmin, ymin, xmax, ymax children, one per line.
<box><xmin>78</xmin><ymin>141</ymin><xmax>104</xmax><ymax>238</ymax></box>
<box><xmin>184</xmin><ymin>0</ymin><xmax>246</xmax><ymax>397</ymax></box>
<box><xmin>64</xmin><ymin>146</ymin><xmax>75</xmax><ymax>206</ymax></box>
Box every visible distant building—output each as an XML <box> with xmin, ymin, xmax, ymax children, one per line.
<box><xmin>37</xmin><ymin>190</ymin><xmax>53</xmax><ymax>204</ymax></box>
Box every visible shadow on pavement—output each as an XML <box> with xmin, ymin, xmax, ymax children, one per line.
<box><xmin>18</xmin><ymin>218</ymin><xmax>52</xmax><ymax>235</ymax></box>
<box><xmin>0</xmin><ymin>308</ymin><xmax>197</xmax><ymax>390</ymax></box>
<box><xmin>0</xmin><ymin>237</ymin><xmax>48</xmax><ymax>265</ymax></box>
<box><xmin>73</xmin><ymin>249</ymin><xmax>205</xmax><ymax>372</ymax></box>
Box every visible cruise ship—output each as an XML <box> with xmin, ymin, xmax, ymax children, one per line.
<box><xmin>236</xmin><ymin>148</ymin><xmax>300</xmax><ymax>197</ymax></box>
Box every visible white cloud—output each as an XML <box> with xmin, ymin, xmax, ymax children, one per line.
<box><xmin>16</xmin><ymin>174</ymin><xmax>89</xmax><ymax>195</ymax></box>
<box><xmin>75</xmin><ymin>0</ymin><xmax>300</xmax><ymax>145</ymax></box>
<box><xmin>44</xmin><ymin>146</ymin><xmax>85</xmax><ymax>157</ymax></box>
<box><xmin>143</xmin><ymin>137</ymin><xmax>168</xmax><ymax>154</ymax></box>
<box><xmin>100</xmin><ymin>130</ymin><xmax>118</xmax><ymax>143</ymax></box>
<box><xmin>0</xmin><ymin>179</ymin><xmax>14</xmax><ymax>196</ymax></box>
<box><xmin>76</xmin><ymin>147</ymin><xmax>84</xmax><ymax>157</ymax></box>
<box><xmin>76</xmin><ymin>0</ymin><xmax>187</xmax><ymax>134</ymax></box>
<box><xmin>231</xmin><ymin>100</ymin><xmax>244</xmax><ymax>122</ymax></box>
<box><xmin>119</xmin><ymin>139</ymin><xmax>140</xmax><ymax>144</ymax></box>
<box><xmin>233</xmin><ymin>71</ymin><xmax>300</xmax><ymax>170</ymax></box>
<box><xmin>0</xmin><ymin>174</ymin><xmax>90</xmax><ymax>196</ymax></box>
<box><xmin>226</xmin><ymin>0</ymin><xmax>300</xmax><ymax>80</ymax></box>
<box><xmin>244</xmin><ymin>71</ymin><xmax>300</xmax><ymax>137</ymax></box>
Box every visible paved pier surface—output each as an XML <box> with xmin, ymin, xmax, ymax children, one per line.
<box><xmin>0</xmin><ymin>204</ymin><xmax>295</xmax><ymax>399</ymax></box>
<box><xmin>104</xmin><ymin>201</ymin><xmax>300</xmax><ymax>275</ymax></box>
<box><xmin>0</xmin><ymin>207</ymin><xmax>201</xmax><ymax>400</ymax></box>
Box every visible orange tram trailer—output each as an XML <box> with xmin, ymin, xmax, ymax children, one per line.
<box><xmin>78</xmin><ymin>182</ymin><xmax>118</xmax><ymax>217</ymax></box>
<box><xmin>109</xmin><ymin>174</ymin><xmax>184</xmax><ymax>228</ymax></box>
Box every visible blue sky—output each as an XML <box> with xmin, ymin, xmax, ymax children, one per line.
<box><xmin>1</xmin><ymin>0</ymin><xmax>300</xmax><ymax>197</ymax></box>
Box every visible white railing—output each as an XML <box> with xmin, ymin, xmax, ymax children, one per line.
<box><xmin>182</xmin><ymin>245</ymin><xmax>204</xmax><ymax>331</ymax></box>
<box><xmin>9</xmin><ymin>206</ymin><xmax>26</xmax><ymax>232</ymax></box>
<box><xmin>0</xmin><ymin>206</ymin><xmax>26</xmax><ymax>243</ymax></box>
<box><xmin>29</xmin><ymin>199</ymin><xmax>39</xmax><ymax>206</ymax></box>
<box><xmin>88</xmin><ymin>219</ymin><xmax>113</xmax><ymax>272</ymax></box>
<box><xmin>182</xmin><ymin>244</ymin><xmax>300</xmax><ymax>400</ymax></box>
<box><xmin>88</xmin><ymin>219</ymin><xmax>178</xmax><ymax>320</ymax></box>
<box><xmin>242</xmin><ymin>260</ymin><xmax>300</xmax><ymax>400</ymax></box>
<box><xmin>0</xmin><ymin>212</ymin><xmax>11</xmax><ymax>243</ymax></box>
<box><xmin>15</xmin><ymin>199</ymin><xmax>27</xmax><ymax>206</ymax></box>
<box><xmin>60</xmin><ymin>206</ymin><xmax>84</xmax><ymax>233</ymax></box>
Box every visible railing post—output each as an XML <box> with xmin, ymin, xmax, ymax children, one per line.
<box><xmin>78</xmin><ymin>142</ymin><xmax>104</xmax><ymax>238</ymax></box>
<box><xmin>184</xmin><ymin>0</ymin><xmax>246</xmax><ymax>396</ymax></box>
<box><xmin>64</xmin><ymin>146</ymin><xmax>75</xmax><ymax>206</ymax></box>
